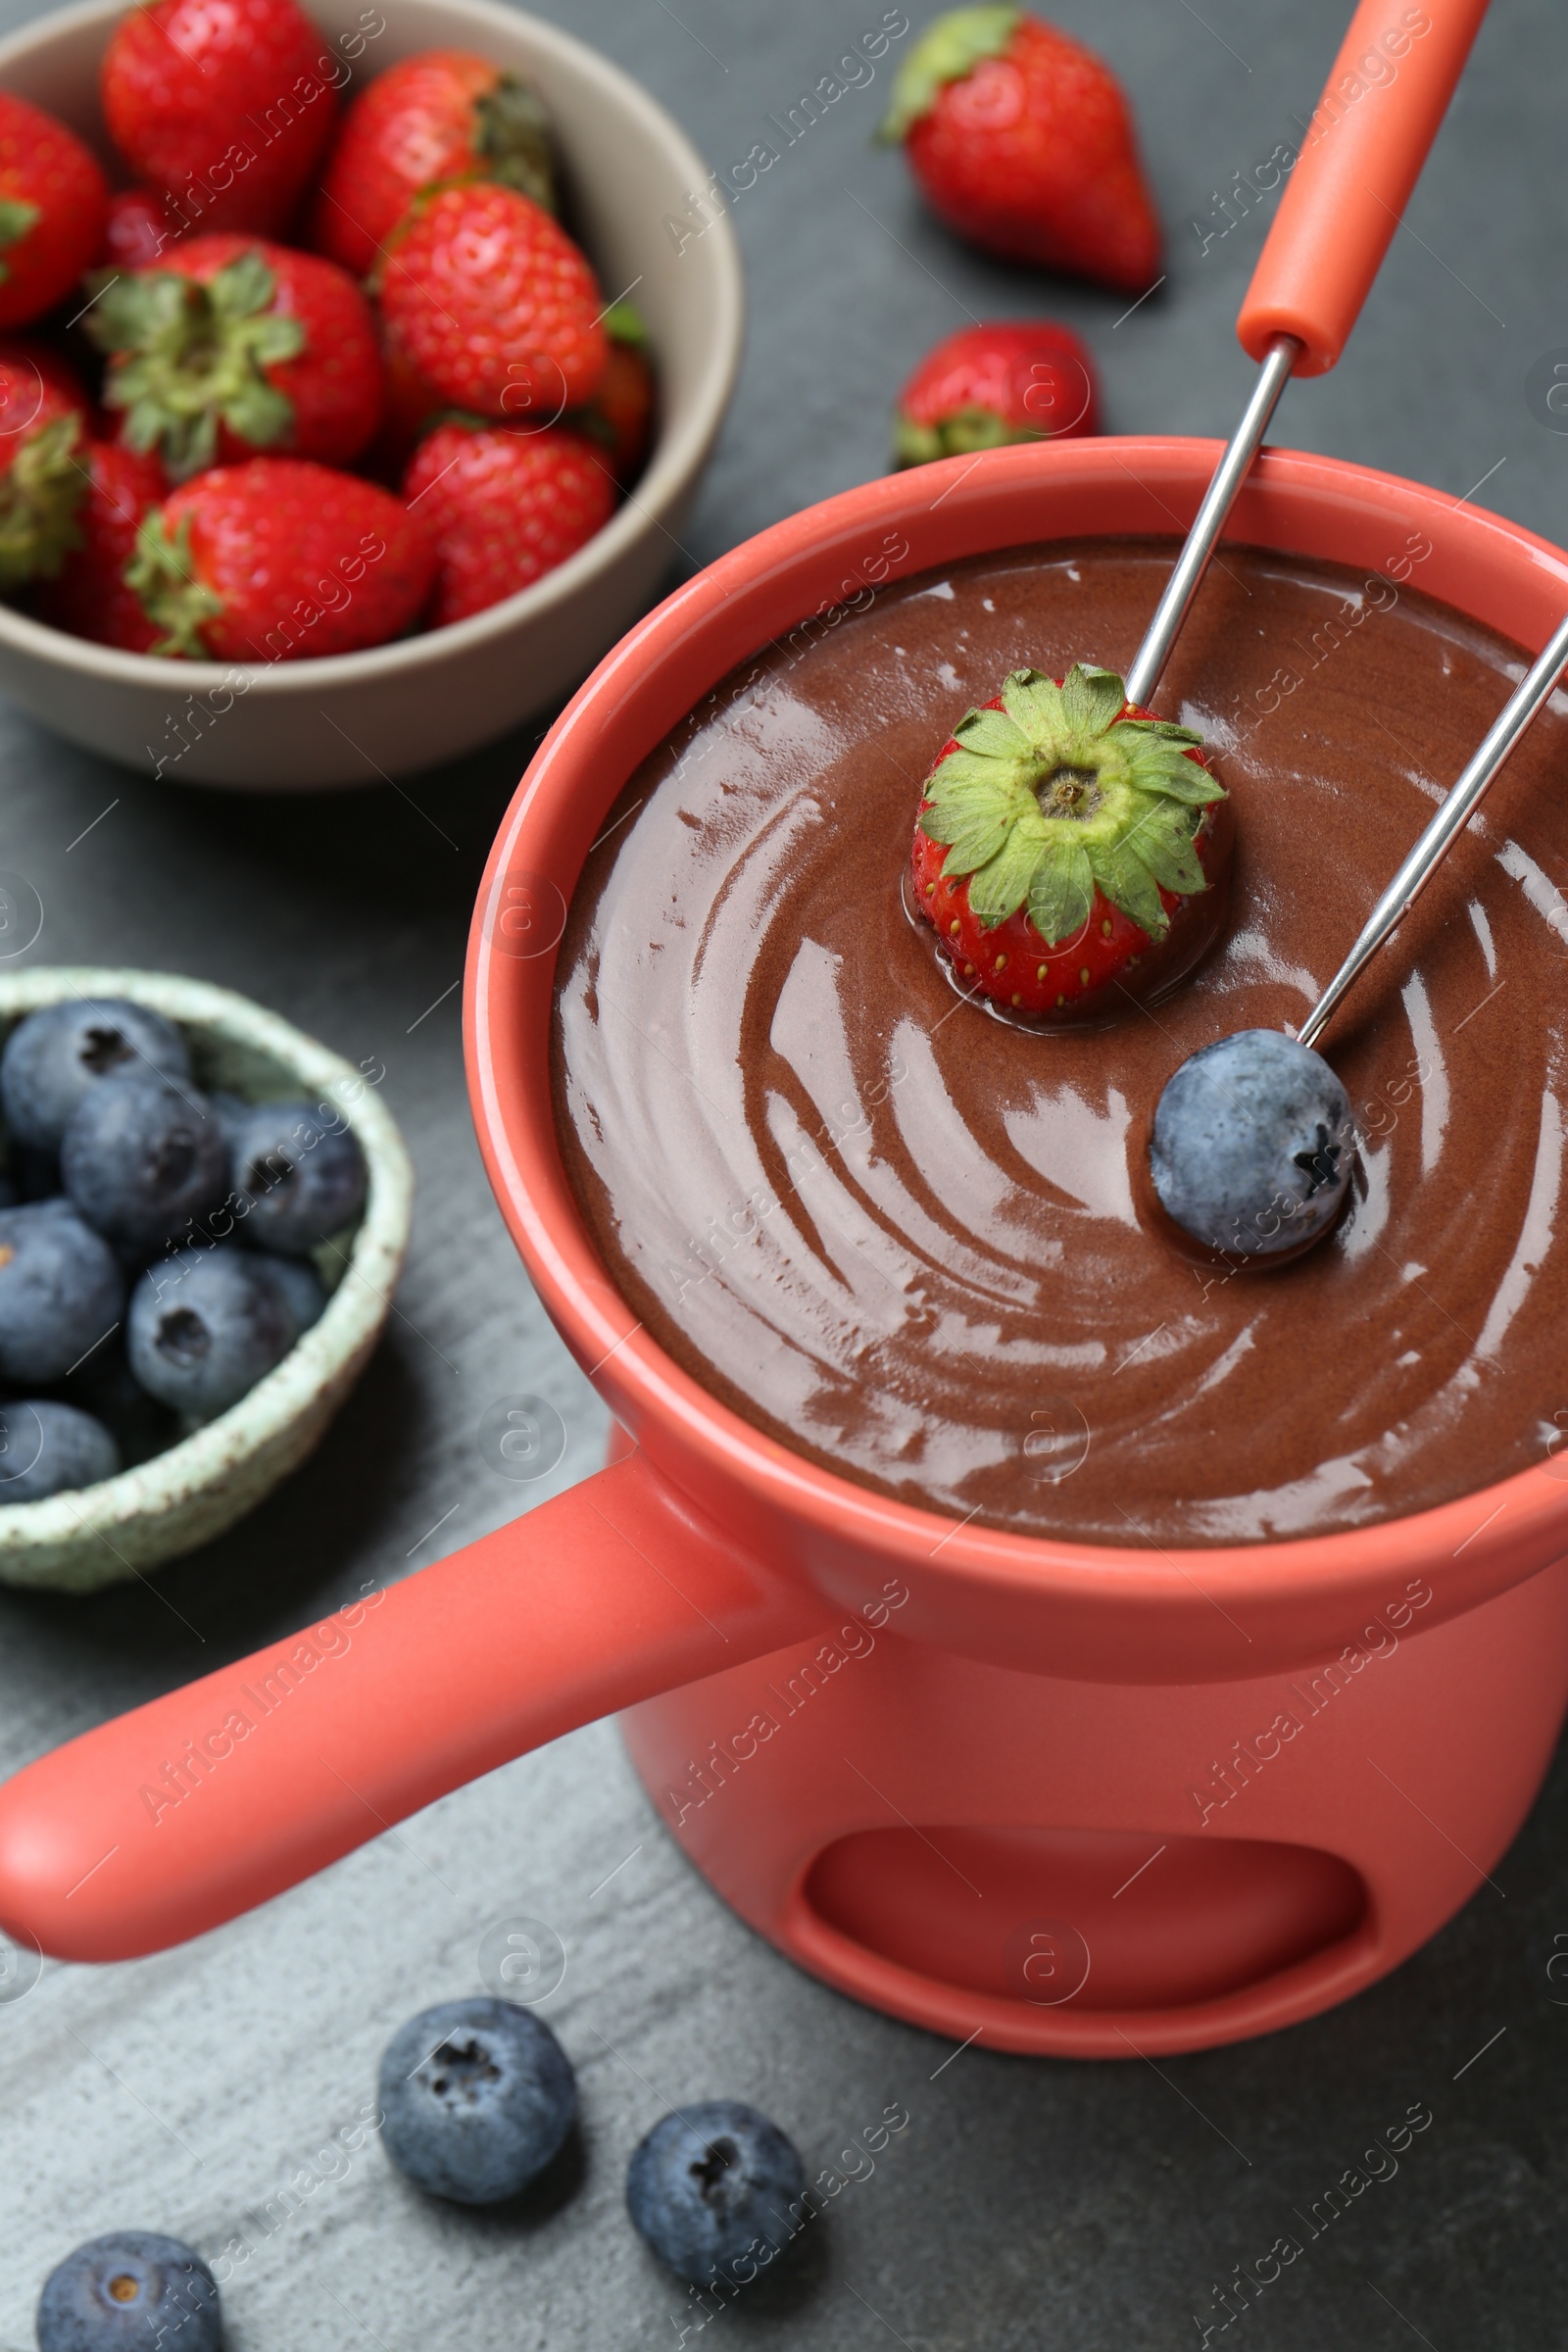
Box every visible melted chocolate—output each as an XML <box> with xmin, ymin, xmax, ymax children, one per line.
<box><xmin>552</xmin><ymin>541</ymin><xmax>1568</xmax><ymax>1545</ymax></box>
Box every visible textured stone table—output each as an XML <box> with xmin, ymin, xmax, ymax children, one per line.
<box><xmin>0</xmin><ymin>0</ymin><xmax>1565</xmax><ymax>2344</ymax></box>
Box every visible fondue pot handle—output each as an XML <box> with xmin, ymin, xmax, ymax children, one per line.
<box><xmin>1236</xmin><ymin>0</ymin><xmax>1490</xmax><ymax>376</ymax></box>
<box><xmin>0</xmin><ymin>1451</ymin><xmax>823</xmax><ymax>1963</ymax></box>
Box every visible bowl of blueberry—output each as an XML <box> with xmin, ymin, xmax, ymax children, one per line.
<box><xmin>0</xmin><ymin>967</ymin><xmax>412</xmax><ymax>1591</ymax></box>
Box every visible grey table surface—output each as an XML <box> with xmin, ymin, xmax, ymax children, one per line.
<box><xmin>0</xmin><ymin>0</ymin><xmax>1566</xmax><ymax>2344</ymax></box>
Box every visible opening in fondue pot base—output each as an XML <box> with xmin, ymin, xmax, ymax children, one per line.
<box><xmin>622</xmin><ymin>1551</ymin><xmax>1568</xmax><ymax>2056</ymax></box>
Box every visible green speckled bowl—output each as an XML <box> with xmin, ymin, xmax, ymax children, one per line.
<box><xmin>0</xmin><ymin>968</ymin><xmax>414</xmax><ymax>1592</ymax></box>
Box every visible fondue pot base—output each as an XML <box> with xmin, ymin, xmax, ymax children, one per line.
<box><xmin>621</xmin><ymin>1552</ymin><xmax>1568</xmax><ymax>2057</ymax></box>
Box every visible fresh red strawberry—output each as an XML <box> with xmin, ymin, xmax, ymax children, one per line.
<box><xmin>102</xmin><ymin>187</ymin><xmax>184</xmax><ymax>272</ymax></box>
<box><xmin>101</xmin><ymin>0</ymin><xmax>337</xmax><ymax>239</ymax></box>
<box><xmin>311</xmin><ymin>48</ymin><xmax>555</xmax><ymax>277</ymax></box>
<box><xmin>911</xmin><ymin>664</ymin><xmax>1231</xmax><ymax>1019</ymax></box>
<box><xmin>378</xmin><ymin>183</ymin><xmax>607</xmax><ymax>419</ymax></box>
<box><xmin>879</xmin><ymin>10</ymin><xmax>1161</xmax><ymax>293</ymax></box>
<box><xmin>87</xmin><ymin>235</ymin><xmax>382</xmax><ymax>479</ymax></box>
<box><xmin>574</xmin><ymin>301</ymin><xmax>654</xmax><ymax>485</ymax></box>
<box><xmin>32</xmin><ymin>442</ymin><xmax>167</xmax><ymax>649</ymax></box>
<box><xmin>125</xmin><ymin>458</ymin><xmax>435</xmax><ymax>661</ymax></box>
<box><xmin>403</xmin><ymin>422</ymin><xmax>614</xmax><ymax>626</ymax></box>
<box><xmin>0</xmin><ymin>338</ymin><xmax>90</xmax><ymax>588</ymax></box>
<box><xmin>894</xmin><ymin>319</ymin><xmax>1097</xmax><ymax>466</ymax></box>
<box><xmin>0</xmin><ymin>91</ymin><xmax>108</xmax><ymax>329</ymax></box>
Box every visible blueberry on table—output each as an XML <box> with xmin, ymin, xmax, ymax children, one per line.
<box><xmin>62</xmin><ymin>1073</ymin><xmax>227</xmax><ymax>1256</ymax></box>
<box><xmin>126</xmin><ymin>1248</ymin><xmax>296</xmax><ymax>1418</ymax></box>
<box><xmin>1149</xmin><ymin>1029</ymin><xmax>1354</xmax><ymax>1259</ymax></box>
<box><xmin>0</xmin><ymin>1200</ymin><xmax>123</xmax><ymax>1384</ymax></box>
<box><xmin>626</xmin><ymin>2100</ymin><xmax>807</xmax><ymax>2285</ymax></box>
<box><xmin>1</xmin><ymin>1000</ymin><xmax>191</xmax><ymax>1154</ymax></box>
<box><xmin>0</xmin><ymin>1400</ymin><xmax>119</xmax><ymax>1502</ymax></box>
<box><xmin>230</xmin><ymin>1102</ymin><xmax>367</xmax><ymax>1254</ymax></box>
<box><xmin>35</xmin><ymin>2230</ymin><xmax>220</xmax><ymax>2352</ymax></box>
<box><xmin>379</xmin><ymin>1997</ymin><xmax>577</xmax><ymax>2204</ymax></box>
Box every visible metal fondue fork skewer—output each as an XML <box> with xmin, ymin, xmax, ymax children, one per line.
<box><xmin>1297</xmin><ymin>606</ymin><xmax>1568</xmax><ymax>1052</ymax></box>
<box><xmin>1114</xmin><ymin>0</ymin><xmax>1490</xmax><ymax>714</ymax></box>
<box><xmin>1122</xmin><ymin>334</ymin><xmax>1299</xmax><ymax>711</ymax></box>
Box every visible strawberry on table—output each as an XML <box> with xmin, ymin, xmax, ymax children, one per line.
<box><xmin>0</xmin><ymin>91</ymin><xmax>108</xmax><ymax>330</ymax></box>
<box><xmin>378</xmin><ymin>183</ymin><xmax>607</xmax><ymax>419</ymax></box>
<box><xmin>101</xmin><ymin>0</ymin><xmax>338</xmax><ymax>239</ymax></box>
<box><xmin>125</xmin><ymin>457</ymin><xmax>435</xmax><ymax>661</ymax></box>
<box><xmin>87</xmin><ymin>236</ymin><xmax>382</xmax><ymax>479</ymax></box>
<box><xmin>32</xmin><ymin>443</ymin><xmax>167</xmax><ymax>650</ymax></box>
<box><xmin>0</xmin><ymin>338</ymin><xmax>90</xmax><ymax>589</ymax></box>
<box><xmin>403</xmin><ymin>422</ymin><xmax>614</xmax><ymax>627</ymax></box>
<box><xmin>894</xmin><ymin>319</ymin><xmax>1097</xmax><ymax>466</ymax></box>
<box><xmin>311</xmin><ymin>48</ymin><xmax>555</xmax><ymax>276</ymax></box>
<box><xmin>878</xmin><ymin>8</ymin><xmax>1162</xmax><ymax>293</ymax></box>
<box><xmin>910</xmin><ymin>664</ymin><xmax>1231</xmax><ymax>1019</ymax></box>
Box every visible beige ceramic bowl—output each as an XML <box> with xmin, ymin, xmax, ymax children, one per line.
<box><xmin>0</xmin><ymin>968</ymin><xmax>414</xmax><ymax>1592</ymax></box>
<box><xmin>0</xmin><ymin>0</ymin><xmax>744</xmax><ymax>787</ymax></box>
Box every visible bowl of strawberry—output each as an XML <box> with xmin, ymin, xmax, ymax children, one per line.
<box><xmin>0</xmin><ymin>0</ymin><xmax>742</xmax><ymax>786</ymax></box>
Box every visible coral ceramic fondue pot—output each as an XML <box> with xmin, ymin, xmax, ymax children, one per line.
<box><xmin>0</xmin><ymin>436</ymin><xmax>1566</xmax><ymax>2058</ymax></box>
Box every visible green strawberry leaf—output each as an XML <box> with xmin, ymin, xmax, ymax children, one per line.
<box><xmin>0</xmin><ymin>196</ymin><xmax>38</xmax><ymax>283</ymax></box>
<box><xmin>1126</xmin><ymin>803</ymin><xmax>1207</xmax><ymax>895</ymax></box>
<box><xmin>893</xmin><ymin>404</ymin><xmax>1042</xmax><ymax>468</ymax></box>
<box><xmin>209</xmin><ymin>251</ymin><xmax>276</xmax><ymax>320</ymax></box>
<box><xmin>220</xmin><ymin>379</ymin><xmax>295</xmax><ymax>446</ymax></box>
<box><xmin>0</xmin><ymin>412</ymin><xmax>84</xmax><ymax>587</ymax></box>
<box><xmin>1088</xmin><ymin>833</ymin><xmax>1169</xmax><ymax>939</ymax></box>
<box><xmin>1059</xmin><ymin>662</ymin><xmax>1125</xmax><ymax>738</ymax></box>
<box><xmin>602</xmin><ymin>298</ymin><xmax>647</xmax><ymax>345</ymax></box>
<box><xmin>1124</xmin><ymin>738</ymin><xmax>1223</xmax><ymax>804</ymax></box>
<box><xmin>249</xmin><ymin>316</ymin><xmax>307</xmax><ymax>367</ymax></box>
<box><xmin>1000</xmin><ymin>667</ymin><xmax>1068</xmax><ymax>748</ymax></box>
<box><xmin>1026</xmin><ymin>837</ymin><xmax>1095</xmax><ymax>945</ymax></box>
<box><xmin>952</xmin><ymin>703</ymin><xmax>1027</xmax><ymax>760</ymax></box>
<box><xmin>474</xmin><ymin>74</ymin><xmax>556</xmax><ymax>214</ymax></box>
<box><xmin>965</xmin><ymin>815</ymin><xmax>1047</xmax><ymax>927</ymax></box>
<box><xmin>92</xmin><ymin>255</ymin><xmax>305</xmax><ymax>482</ymax></box>
<box><xmin>124</xmin><ymin>511</ymin><xmax>222</xmax><ymax>659</ymax></box>
<box><xmin>877</xmin><ymin>5</ymin><xmax>1021</xmax><ymax>142</ymax></box>
<box><xmin>924</xmin><ymin>746</ymin><xmax>1013</xmax><ymax>796</ymax></box>
<box><xmin>920</xmin><ymin>790</ymin><xmax>1017</xmax><ymax>875</ymax></box>
<box><xmin>1119</xmin><ymin>715</ymin><xmax>1207</xmax><ymax>746</ymax></box>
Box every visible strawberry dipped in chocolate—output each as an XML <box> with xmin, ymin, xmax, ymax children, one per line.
<box><xmin>910</xmin><ymin>662</ymin><xmax>1231</xmax><ymax>1020</ymax></box>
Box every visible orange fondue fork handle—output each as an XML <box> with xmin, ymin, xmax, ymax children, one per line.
<box><xmin>1237</xmin><ymin>0</ymin><xmax>1490</xmax><ymax>375</ymax></box>
<box><xmin>1125</xmin><ymin>0</ymin><xmax>1489</xmax><ymax>708</ymax></box>
<box><xmin>0</xmin><ymin>1452</ymin><xmax>823</xmax><ymax>1961</ymax></box>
